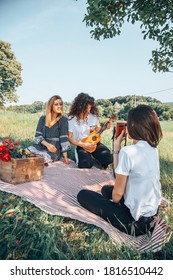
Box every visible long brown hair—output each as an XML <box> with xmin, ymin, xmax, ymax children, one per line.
<box><xmin>127</xmin><ymin>105</ymin><xmax>163</xmax><ymax>147</ymax></box>
<box><xmin>45</xmin><ymin>95</ymin><xmax>63</xmax><ymax>127</ymax></box>
<box><xmin>68</xmin><ymin>92</ymin><xmax>99</xmax><ymax>120</ymax></box>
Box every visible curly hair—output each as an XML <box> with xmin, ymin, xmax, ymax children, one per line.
<box><xmin>127</xmin><ymin>105</ymin><xmax>163</xmax><ymax>147</ymax></box>
<box><xmin>68</xmin><ymin>92</ymin><xmax>99</xmax><ymax>120</ymax></box>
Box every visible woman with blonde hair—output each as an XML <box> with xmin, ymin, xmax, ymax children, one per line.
<box><xmin>27</xmin><ymin>95</ymin><xmax>70</xmax><ymax>164</ymax></box>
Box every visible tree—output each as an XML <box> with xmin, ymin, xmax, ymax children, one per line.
<box><xmin>0</xmin><ymin>41</ymin><xmax>23</xmax><ymax>106</ymax></box>
<box><xmin>83</xmin><ymin>0</ymin><xmax>173</xmax><ymax>72</ymax></box>
<box><xmin>29</xmin><ymin>101</ymin><xmax>45</xmax><ymax>113</ymax></box>
<box><xmin>96</xmin><ymin>98</ymin><xmax>112</xmax><ymax>107</ymax></box>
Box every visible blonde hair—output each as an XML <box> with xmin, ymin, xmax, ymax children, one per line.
<box><xmin>45</xmin><ymin>95</ymin><xmax>63</xmax><ymax>127</ymax></box>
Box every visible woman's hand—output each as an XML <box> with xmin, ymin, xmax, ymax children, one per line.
<box><xmin>114</xmin><ymin>130</ymin><xmax>125</xmax><ymax>152</ymax></box>
<box><xmin>62</xmin><ymin>152</ymin><xmax>71</xmax><ymax>165</ymax></box>
<box><xmin>68</xmin><ymin>131</ymin><xmax>96</xmax><ymax>151</ymax></box>
<box><xmin>63</xmin><ymin>157</ymin><xmax>71</xmax><ymax>165</ymax></box>
<box><xmin>46</xmin><ymin>143</ymin><xmax>57</xmax><ymax>153</ymax></box>
<box><xmin>41</xmin><ymin>140</ymin><xmax>57</xmax><ymax>153</ymax></box>
<box><xmin>82</xmin><ymin>142</ymin><xmax>97</xmax><ymax>152</ymax></box>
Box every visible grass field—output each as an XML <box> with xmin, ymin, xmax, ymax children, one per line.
<box><xmin>0</xmin><ymin>110</ymin><xmax>173</xmax><ymax>260</ymax></box>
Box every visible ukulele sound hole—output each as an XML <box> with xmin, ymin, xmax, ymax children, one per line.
<box><xmin>92</xmin><ymin>136</ymin><xmax>97</xmax><ymax>141</ymax></box>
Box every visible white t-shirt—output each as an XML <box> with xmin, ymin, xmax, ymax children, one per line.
<box><xmin>115</xmin><ymin>140</ymin><xmax>161</xmax><ymax>221</ymax></box>
<box><xmin>68</xmin><ymin>114</ymin><xmax>99</xmax><ymax>142</ymax></box>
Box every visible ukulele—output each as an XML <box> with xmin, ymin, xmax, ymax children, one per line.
<box><xmin>82</xmin><ymin>114</ymin><xmax>116</xmax><ymax>153</ymax></box>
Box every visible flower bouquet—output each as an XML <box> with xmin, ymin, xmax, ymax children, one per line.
<box><xmin>0</xmin><ymin>138</ymin><xmax>44</xmax><ymax>184</ymax></box>
<box><xmin>0</xmin><ymin>138</ymin><xmax>30</xmax><ymax>162</ymax></box>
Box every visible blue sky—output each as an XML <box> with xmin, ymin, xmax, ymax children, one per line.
<box><xmin>0</xmin><ymin>0</ymin><xmax>173</xmax><ymax>105</ymax></box>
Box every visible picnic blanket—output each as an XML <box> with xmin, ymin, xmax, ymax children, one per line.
<box><xmin>0</xmin><ymin>160</ymin><xmax>171</xmax><ymax>253</ymax></box>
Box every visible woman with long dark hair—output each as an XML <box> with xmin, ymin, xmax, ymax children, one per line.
<box><xmin>77</xmin><ymin>105</ymin><xmax>163</xmax><ymax>236</ymax></box>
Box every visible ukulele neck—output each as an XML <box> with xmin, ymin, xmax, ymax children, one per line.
<box><xmin>97</xmin><ymin>126</ymin><xmax>106</xmax><ymax>136</ymax></box>
<box><xmin>94</xmin><ymin>115</ymin><xmax>116</xmax><ymax>137</ymax></box>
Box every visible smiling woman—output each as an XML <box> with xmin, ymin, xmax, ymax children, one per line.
<box><xmin>26</xmin><ymin>95</ymin><xmax>71</xmax><ymax>164</ymax></box>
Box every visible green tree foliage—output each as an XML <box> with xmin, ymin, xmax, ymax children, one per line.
<box><xmin>154</xmin><ymin>103</ymin><xmax>173</xmax><ymax>120</ymax></box>
<box><xmin>63</xmin><ymin>102</ymin><xmax>71</xmax><ymax>117</ymax></box>
<box><xmin>96</xmin><ymin>98</ymin><xmax>112</xmax><ymax>107</ymax></box>
<box><xmin>0</xmin><ymin>41</ymin><xmax>23</xmax><ymax>106</ymax></box>
<box><xmin>98</xmin><ymin>95</ymin><xmax>173</xmax><ymax>121</ymax></box>
<box><xmin>29</xmin><ymin>101</ymin><xmax>45</xmax><ymax>113</ymax></box>
<box><xmin>6</xmin><ymin>101</ymin><xmax>71</xmax><ymax>116</ymax></box>
<box><xmin>83</xmin><ymin>0</ymin><xmax>173</xmax><ymax>72</ymax></box>
<box><xmin>7</xmin><ymin>101</ymin><xmax>45</xmax><ymax>114</ymax></box>
<box><xmin>96</xmin><ymin>99</ymin><xmax>114</xmax><ymax>116</ymax></box>
<box><xmin>109</xmin><ymin>95</ymin><xmax>161</xmax><ymax>105</ymax></box>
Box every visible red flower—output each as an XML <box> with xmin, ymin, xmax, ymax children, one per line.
<box><xmin>14</xmin><ymin>141</ymin><xmax>20</xmax><ymax>146</ymax></box>
<box><xmin>8</xmin><ymin>212</ymin><xmax>13</xmax><ymax>216</ymax></box>
<box><xmin>9</xmin><ymin>143</ymin><xmax>15</xmax><ymax>150</ymax></box>
<box><xmin>0</xmin><ymin>144</ymin><xmax>6</xmax><ymax>153</ymax></box>
<box><xmin>0</xmin><ymin>152</ymin><xmax>11</xmax><ymax>162</ymax></box>
<box><xmin>0</xmin><ymin>138</ymin><xmax>27</xmax><ymax>162</ymax></box>
<box><xmin>3</xmin><ymin>138</ymin><xmax>11</xmax><ymax>143</ymax></box>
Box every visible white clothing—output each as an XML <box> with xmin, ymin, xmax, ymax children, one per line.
<box><xmin>115</xmin><ymin>140</ymin><xmax>161</xmax><ymax>221</ymax></box>
<box><xmin>68</xmin><ymin>114</ymin><xmax>99</xmax><ymax>142</ymax></box>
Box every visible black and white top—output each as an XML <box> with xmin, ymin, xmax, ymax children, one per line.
<box><xmin>28</xmin><ymin>115</ymin><xmax>70</xmax><ymax>163</ymax></box>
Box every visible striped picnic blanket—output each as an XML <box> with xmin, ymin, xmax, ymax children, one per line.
<box><xmin>0</xmin><ymin>160</ymin><xmax>171</xmax><ymax>253</ymax></box>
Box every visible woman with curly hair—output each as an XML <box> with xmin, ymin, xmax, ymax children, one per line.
<box><xmin>26</xmin><ymin>95</ymin><xmax>70</xmax><ymax>164</ymax></box>
<box><xmin>68</xmin><ymin>92</ymin><xmax>113</xmax><ymax>168</ymax></box>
